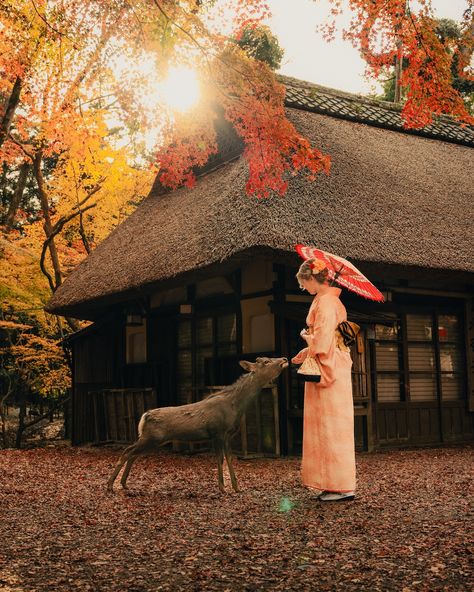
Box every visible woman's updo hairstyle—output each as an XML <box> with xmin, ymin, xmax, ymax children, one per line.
<box><xmin>296</xmin><ymin>258</ymin><xmax>329</xmax><ymax>289</ymax></box>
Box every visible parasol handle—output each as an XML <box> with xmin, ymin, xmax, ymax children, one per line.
<box><xmin>329</xmin><ymin>263</ymin><xmax>345</xmax><ymax>287</ymax></box>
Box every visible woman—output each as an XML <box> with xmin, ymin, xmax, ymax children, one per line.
<box><xmin>291</xmin><ymin>258</ymin><xmax>356</xmax><ymax>502</ymax></box>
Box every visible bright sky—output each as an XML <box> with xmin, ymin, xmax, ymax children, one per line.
<box><xmin>266</xmin><ymin>0</ymin><xmax>469</xmax><ymax>94</ymax></box>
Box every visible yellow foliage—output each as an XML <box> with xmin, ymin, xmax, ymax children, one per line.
<box><xmin>0</xmin><ymin>320</ymin><xmax>33</xmax><ymax>331</ymax></box>
<box><xmin>4</xmin><ymin>327</ymin><xmax>71</xmax><ymax>395</ymax></box>
<box><xmin>51</xmin><ymin>108</ymin><xmax>155</xmax><ymax>247</ymax></box>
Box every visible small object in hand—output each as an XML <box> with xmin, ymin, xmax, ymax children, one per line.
<box><xmin>294</xmin><ymin>328</ymin><xmax>321</xmax><ymax>381</ymax></box>
<box><xmin>296</xmin><ymin>355</ymin><xmax>321</xmax><ymax>382</ymax></box>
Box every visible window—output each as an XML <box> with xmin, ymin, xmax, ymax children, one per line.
<box><xmin>373</xmin><ymin>314</ymin><xmax>403</xmax><ymax>402</ymax></box>
<box><xmin>438</xmin><ymin>314</ymin><xmax>464</xmax><ymax>401</ymax></box>
<box><xmin>125</xmin><ymin>319</ymin><xmax>147</xmax><ymax>364</ymax></box>
<box><xmin>217</xmin><ymin>313</ymin><xmax>237</xmax><ymax>357</ymax></box>
<box><xmin>177</xmin><ymin>311</ymin><xmax>238</xmax><ymax>404</ymax></box>
<box><xmin>406</xmin><ymin>314</ymin><xmax>436</xmax><ymax>402</ymax></box>
<box><xmin>373</xmin><ymin>310</ymin><xmax>465</xmax><ymax>404</ymax></box>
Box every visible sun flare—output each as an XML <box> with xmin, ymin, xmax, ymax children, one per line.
<box><xmin>106</xmin><ymin>51</ymin><xmax>202</xmax><ymax>152</ymax></box>
<box><xmin>160</xmin><ymin>66</ymin><xmax>200</xmax><ymax>112</ymax></box>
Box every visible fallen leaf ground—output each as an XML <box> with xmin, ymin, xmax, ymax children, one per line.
<box><xmin>0</xmin><ymin>444</ymin><xmax>472</xmax><ymax>591</ymax></box>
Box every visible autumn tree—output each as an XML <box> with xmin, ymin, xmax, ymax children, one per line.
<box><xmin>378</xmin><ymin>17</ymin><xmax>474</xmax><ymax>111</ymax></box>
<box><xmin>323</xmin><ymin>0</ymin><xmax>474</xmax><ymax>128</ymax></box>
<box><xmin>435</xmin><ymin>17</ymin><xmax>474</xmax><ymax>112</ymax></box>
<box><xmin>0</xmin><ymin>232</ymin><xmax>72</xmax><ymax>448</ymax></box>
<box><xmin>0</xmin><ymin>309</ymin><xmax>70</xmax><ymax>448</ymax></box>
<box><xmin>0</xmin><ymin>2</ymin><xmax>156</xmax><ymax>330</ymax></box>
<box><xmin>0</xmin><ymin>1</ymin><xmax>157</xmax><ymax>434</ymax></box>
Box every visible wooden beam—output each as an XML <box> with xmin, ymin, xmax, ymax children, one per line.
<box><xmin>390</xmin><ymin>287</ymin><xmax>473</xmax><ymax>299</ymax></box>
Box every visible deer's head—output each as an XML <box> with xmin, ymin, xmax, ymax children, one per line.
<box><xmin>239</xmin><ymin>357</ymin><xmax>288</xmax><ymax>384</ymax></box>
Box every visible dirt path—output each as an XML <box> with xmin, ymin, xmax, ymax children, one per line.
<box><xmin>0</xmin><ymin>445</ymin><xmax>472</xmax><ymax>591</ymax></box>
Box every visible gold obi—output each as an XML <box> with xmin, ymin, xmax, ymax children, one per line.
<box><xmin>335</xmin><ymin>329</ymin><xmax>351</xmax><ymax>352</ymax></box>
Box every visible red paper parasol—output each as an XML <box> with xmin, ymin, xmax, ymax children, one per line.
<box><xmin>295</xmin><ymin>244</ymin><xmax>385</xmax><ymax>302</ymax></box>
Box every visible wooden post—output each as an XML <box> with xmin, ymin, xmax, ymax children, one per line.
<box><xmin>127</xmin><ymin>392</ymin><xmax>134</xmax><ymax>441</ymax></box>
<box><xmin>272</xmin><ymin>385</ymin><xmax>281</xmax><ymax>456</ymax></box>
<box><xmin>255</xmin><ymin>396</ymin><xmax>262</xmax><ymax>454</ymax></box>
<box><xmin>92</xmin><ymin>392</ymin><xmax>100</xmax><ymax>443</ymax></box>
<box><xmin>120</xmin><ymin>389</ymin><xmax>128</xmax><ymax>440</ymax></box>
<box><xmin>365</xmin><ymin>332</ymin><xmax>375</xmax><ymax>452</ymax></box>
<box><xmin>103</xmin><ymin>391</ymin><xmax>110</xmax><ymax>441</ymax></box>
<box><xmin>112</xmin><ymin>391</ymin><xmax>119</xmax><ymax>441</ymax></box>
<box><xmin>465</xmin><ymin>298</ymin><xmax>474</xmax><ymax>413</ymax></box>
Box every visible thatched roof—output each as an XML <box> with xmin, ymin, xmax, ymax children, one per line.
<box><xmin>45</xmin><ymin>80</ymin><xmax>474</xmax><ymax>319</ymax></box>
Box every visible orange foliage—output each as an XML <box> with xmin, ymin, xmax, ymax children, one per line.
<box><xmin>324</xmin><ymin>0</ymin><xmax>474</xmax><ymax>128</ymax></box>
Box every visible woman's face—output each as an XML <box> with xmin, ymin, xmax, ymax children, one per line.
<box><xmin>300</xmin><ymin>276</ymin><xmax>323</xmax><ymax>295</ymax></box>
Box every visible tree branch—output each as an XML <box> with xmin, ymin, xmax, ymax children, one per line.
<box><xmin>39</xmin><ymin>200</ymin><xmax>97</xmax><ymax>292</ymax></box>
<box><xmin>23</xmin><ymin>396</ymin><xmax>70</xmax><ymax>430</ymax></box>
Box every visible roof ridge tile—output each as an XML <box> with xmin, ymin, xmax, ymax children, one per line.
<box><xmin>279</xmin><ymin>75</ymin><xmax>474</xmax><ymax>147</ymax></box>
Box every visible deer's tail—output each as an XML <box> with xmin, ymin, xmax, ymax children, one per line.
<box><xmin>137</xmin><ymin>411</ymin><xmax>149</xmax><ymax>438</ymax></box>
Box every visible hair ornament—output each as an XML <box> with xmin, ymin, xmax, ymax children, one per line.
<box><xmin>308</xmin><ymin>258</ymin><xmax>327</xmax><ymax>274</ymax></box>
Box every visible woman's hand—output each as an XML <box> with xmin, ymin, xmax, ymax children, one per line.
<box><xmin>300</xmin><ymin>328</ymin><xmax>310</xmax><ymax>342</ymax></box>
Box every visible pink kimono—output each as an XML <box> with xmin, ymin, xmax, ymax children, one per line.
<box><xmin>292</xmin><ymin>285</ymin><xmax>356</xmax><ymax>493</ymax></box>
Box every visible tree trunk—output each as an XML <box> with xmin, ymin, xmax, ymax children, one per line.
<box><xmin>33</xmin><ymin>150</ymin><xmax>63</xmax><ymax>291</ymax></box>
<box><xmin>64</xmin><ymin>397</ymin><xmax>72</xmax><ymax>440</ymax></box>
<box><xmin>0</xmin><ymin>29</ymin><xmax>46</xmax><ymax>149</ymax></box>
<box><xmin>4</xmin><ymin>161</ymin><xmax>31</xmax><ymax>230</ymax></box>
<box><xmin>15</xmin><ymin>392</ymin><xmax>26</xmax><ymax>449</ymax></box>
<box><xmin>0</xmin><ymin>397</ymin><xmax>7</xmax><ymax>449</ymax></box>
<box><xmin>1</xmin><ymin>162</ymin><xmax>9</xmax><ymax>211</ymax></box>
<box><xmin>78</xmin><ymin>209</ymin><xmax>92</xmax><ymax>254</ymax></box>
<box><xmin>32</xmin><ymin>151</ymin><xmax>98</xmax><ymax>328</ymax></box>
<box><xmin>0</xmin><ymin>76</ymin><xmax>23</xmax><ymax>148</ymax></box>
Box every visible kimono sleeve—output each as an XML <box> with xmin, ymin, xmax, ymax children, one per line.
<box><xmin>291</xmin><ymin>346</ymin><xmax>308</xmax><ymax>365</ymax></box>
<box><xmin>307</xmin><ymin>299</ymin><xmax>338</xmax><ymax>357</ymax></box>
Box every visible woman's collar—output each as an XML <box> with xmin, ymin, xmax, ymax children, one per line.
<box><xmin>316</xmin><ymin>283</ymin><xmax>342</xmax><ymax>298</ymax></box>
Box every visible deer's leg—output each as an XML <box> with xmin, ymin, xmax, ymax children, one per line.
<box><xmin>120</xmin><ymin>455</ymin><xmax>139</xmax><ymax>489</ymax></box>
<box><xmin>107</xmin><ymin>441</ymin><xmax>144</xmax><ymax>491</ymax></box>
<box><xmin>120</xmin><ymin>439</ymin><xmax>154</xmax><ymax>489</ymax></box>
<box><xmin>213</xmin><ymin>438</ymin><xmax>225</xmax><ymax>493</ymax></box>
<box><xmin>223</xmin><ymin>436</ymin><xmax>240</xmax><ymax>493</ymax></box>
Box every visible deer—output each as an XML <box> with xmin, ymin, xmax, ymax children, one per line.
<box><xmin>107</xmin><ymin>357</ymin><xmax>288</xmax><ymax>493</ymax></box>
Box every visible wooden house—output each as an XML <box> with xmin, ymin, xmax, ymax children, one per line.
<box><xmin>44</xmin><ymin>76</ymin><xmax>474</xmax><ymax>455</ymax></box>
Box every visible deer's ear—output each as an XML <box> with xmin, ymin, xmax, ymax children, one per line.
<box><xmin>239</xmin><ymin>360</ymin><xmax>255</xmax><ymax>372</ymax></box>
